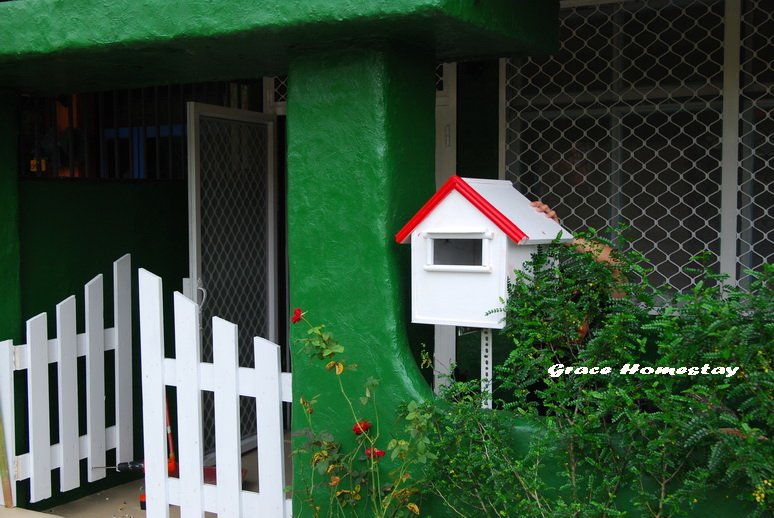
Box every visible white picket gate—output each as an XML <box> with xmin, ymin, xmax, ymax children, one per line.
<box><xmin>138</xmin><ymin>268</ymin><xmax>292</xmax><ymax>517</ymax></box>
<box><xmin>0</xmin><ymin>254</ymin><xmax>134</xmax><ymax>506</ymax></box>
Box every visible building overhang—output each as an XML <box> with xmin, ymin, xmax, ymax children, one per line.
<box><xmin>0</xmin><ymin>0</ymin><xmax>558</xmax><ymax>94</ymax></box>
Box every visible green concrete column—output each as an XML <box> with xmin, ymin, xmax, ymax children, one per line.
<box><xmin>0</xmin><ymin>92</ymin><xmax>21</xmax><ymax>343</ymax></box>
<box><xmin>287</xmin><ymin>45</ymin><xmax>436</xmax><ymax>512</ymax></box>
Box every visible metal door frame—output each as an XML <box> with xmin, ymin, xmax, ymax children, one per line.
<box><xmin>186</xmin><ymin>101</ymin><xmax>278</xmax><ymax>344</ymax></box>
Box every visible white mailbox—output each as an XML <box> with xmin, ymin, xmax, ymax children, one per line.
<box><xmin>396</xmin><ymin>176</ymin><xmax>574</xmax><ymax>329</ymax></box>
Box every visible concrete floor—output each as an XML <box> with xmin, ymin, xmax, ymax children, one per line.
<box><xmin>0</xmin><ymin>508</ymin><xmax>63</xmax><ymax>518</ymax></box>
<box><xmin>41</xmin><ymin>479</ymin><xmax>146</xmax><ymax>518</ymax></box>
<box><xmin>35</xmin><ymin>436</ymin><xmax>291</xmax><ymax>518</ymax></box>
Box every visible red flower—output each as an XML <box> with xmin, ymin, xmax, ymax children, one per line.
<box><xmin>291</xmin><ymin>308</ymin><xmax>304</xmax><ymax>324</ymax></box>
<box><xmin>365</xmin><ymin>447</ymin><xmax>385</xmax><ymax>459</ymax></box>
<box><xmin>352</xmin><ymin>420</ymin><xmax>372</xmax><ymax>435</ymax></box>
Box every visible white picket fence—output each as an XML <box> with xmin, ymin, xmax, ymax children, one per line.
<box><xmin>0</xmin><ymin>254</ymin><xmax>134</xmax><ymax>506</ymax></box>
<box><xmin>138</xmin><ymin>268</ymin><xmax>292</xmax><ymax>517</ymax></box>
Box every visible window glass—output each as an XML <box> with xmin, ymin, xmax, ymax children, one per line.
<box><xmin>433</xmin><ymin>238</ymin><xmax>483</xmax><ymax>266</ymax></box>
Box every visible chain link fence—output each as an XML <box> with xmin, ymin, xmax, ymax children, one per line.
<box><xmin>738</xmin><ymin>1</ymin><xmax>773</xmax><ymax>286</ymax></box>
<box><xmin>505</xmin><ymin>0</ymin><xmax>771</xmax><ymax>291</ymax></box>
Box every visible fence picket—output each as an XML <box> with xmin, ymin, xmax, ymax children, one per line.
<box><xmin>138</xmin><ymin>269</ymin><xmax>170</xmax><ymax>517</ymax></box>
<box><xmin>254</xmin><ymin>337</ymin><xmax>286</xmax><ymax>515</ymax></box>
<box><xmin>114</xmin><ymin>254</ymin><xmax>133</xmax><ymax>463</ymax></box>
<box><xmin>0</xmin><ymin>340</ymin><xmax>15</xmax><ymax>507</ymax></box>
<box><xmin>27</xmin><ymin>313</ymin><xmax>51</xmax><ymax>502</ymax></box>
<box><xmin>174</xmin><ymin>292</ymin><xmax>205</xmax><ymax>517</ymax></box>
<box><xmin>213</xmin><ymin>317</ymin><xmax>242</xmax><ymax>517</ymax></box>
<box><xmin>85</xmin><ymin>275</ymin><xmax>106</xmax><ymax>482</ymax></box>
<box><xmin>56</xmin><ymin>296</ymin><xmax>79</xmax><ymax>492</ymax></box>
<box><xmin>139</xmin><ymin>269</ymin><xmax>291</xmax><ymax>518</ymax></box>
<box><xmin>0</xmin><ymin>256</ymin><xmax>134</xmax><ymax>507</ymax></box>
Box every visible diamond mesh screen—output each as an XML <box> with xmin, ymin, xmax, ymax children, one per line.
<box><xmin>506</xmin><ymin>0</ymin><xmax>732</xmax><ymax>291</ymax></box>
<box><xmin>274</xmin><ymin>76</ymin><xmax>288</xmax><ymax>103</ymax></box>
<box><xmin>738</xmin><ymin>3</ymin><xmax>773</xmax><ymax>287</ymax></box>
<box><xmin>435</xmin><ymin>64</ymin><xmax>445</xmax><ymax>91</ymax></box>
<box><xmin>199</xmin><ymin>115</ymin><xmax>270</xmax><ymax>452</ymax></box>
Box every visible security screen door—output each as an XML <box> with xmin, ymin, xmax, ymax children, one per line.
<box><xmin>187</xmin><ymin>102</ymin><xmax>277</xmax><ymax>454</ymax></box>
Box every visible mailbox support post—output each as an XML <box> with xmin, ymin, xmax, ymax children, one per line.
<box><xmin>434</xmin><ymin>325</ymin><xmax>456</xmax><ymax>395</ymax></box>
<box><xmin>481</xmin><ymin>328</ymin><xmax>492</xmax><ymax>409</ymax></box>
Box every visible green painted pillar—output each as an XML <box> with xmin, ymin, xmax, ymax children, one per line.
<box><xmin>0</xmin><ymin>92</ymin><xmax>21</xmax><ymax>343</ymax></box>
<box><xmin>287</xmin><ymin>45</ymin><xmax>436</xmax><ymax>513</ymax></box>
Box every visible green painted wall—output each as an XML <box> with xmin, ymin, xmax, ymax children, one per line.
<box><xmin>287</xmin><ymin>44</ymin><xmax>437</xmax><ymax>515</ymax></box>
<box><xmin>0</xmin><ymin>0</ymin><xmax>557</xmax><ymax>94</ymax></box>
<box><xmin>18</xmin><ymin>180</ymin><xmax>187</xmax><ymax>328</ymax></box>
<box><xmin>0</xmin><ymin>93</ymin><xmax>21</xmax><ymax>344</ymax></box>
<box><xmin>17</xmin><ymin>179</ymin><xmax>188</xmax><ymax>508</ymax></box>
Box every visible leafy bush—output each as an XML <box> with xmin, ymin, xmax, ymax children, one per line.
<box><xmin>292</xmin><ymin>310</ymin><xmax>432</xmax><ymax>518</ymax></box>
<box><xmin>422</xmin><ymin>233</ymin><xmax>773</xmax><ymax>517</ymax></box>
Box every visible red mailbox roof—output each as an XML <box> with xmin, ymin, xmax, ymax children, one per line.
<box><xmin>395</xmin><ymin>176</ymin><xmax>528</xmax><ymax>244</ymax></box>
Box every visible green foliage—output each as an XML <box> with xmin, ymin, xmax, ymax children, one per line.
<box><xmin>422</xmin><ymin>233</ymin><xmax>773</xmax><ymax>517</ymax></box>
<box><xmin>293</xmin><ymin>311</ymin><xmax>430</xmax><ymax>518</ymax></box>
<box><xmin>420</xmin><ymin>382</ymin><xmax>558</xmax><ymax>517</ymax></box>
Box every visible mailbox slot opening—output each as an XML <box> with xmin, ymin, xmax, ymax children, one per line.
<box><xmin>434</xmin><ymin>238</ymin><xmax>482</xmax><ymax>266</ymax></box>
<box><xmin>424</xmin><ymin>231</ymin><xmax>492</xmax><ymax>272</ymax></box>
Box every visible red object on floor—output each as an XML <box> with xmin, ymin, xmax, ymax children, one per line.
<box><xmin>138</xmin><ymin>464</ymin><xmax>248</xmax><ymax>507</ymax></box>
<box><xmin>168</xmin><ymin>457</ymin><xmax>178</xmax><ymax>477</ymax></box>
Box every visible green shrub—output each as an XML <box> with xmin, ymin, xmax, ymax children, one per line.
<box><xmin>292</xmin><ymin>311</ymin><xmax>431</xmax><ymax>518</ymax></box>
<box><xmin>422</xmin><ymin>233</ymin><xmax>773</xmax><ymax>517</ymax></box>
